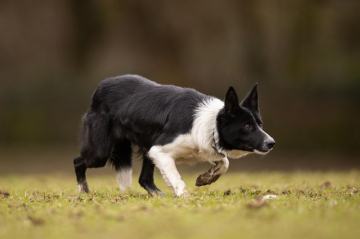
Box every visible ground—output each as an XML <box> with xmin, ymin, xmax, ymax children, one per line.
<box><xmin>1</xmin><ymin>171</ymin><xmax>360</xmax><ymax>239</ymax></box>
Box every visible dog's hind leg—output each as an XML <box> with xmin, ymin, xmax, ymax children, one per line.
<box><xmin>74</xmin><ymin>150</ymin><xmax>111</xmax><ymax>193</ymax></box>
<box><xmin>74</xmin><ymin>156</ymin><xmax>89</xmax><ymax>193</ymax></box>
<box><xmin>74</xmin><ymin>112</ymin><xmax>113</xmax><ymax>193</ymax></box>
<box><xmin>139</xmin><ymin>155</ymin><xmax>166</xmax><ymax>196</ymax></box>
<box><xmin>110</xmin><ymin>138</ymin><xmax>133</xmax><ymax>191</ymax></box>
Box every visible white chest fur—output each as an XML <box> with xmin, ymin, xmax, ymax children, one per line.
<box><xmin>150</xmin><ymin>98</ymin><xmax>225</xmax><ymax>164</ymax></box>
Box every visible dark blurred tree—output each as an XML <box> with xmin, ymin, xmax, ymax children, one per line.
<box><xmin>69</xmin><ymin>0</ymin><xmax>104</xmax><ymax>72</ymax></box>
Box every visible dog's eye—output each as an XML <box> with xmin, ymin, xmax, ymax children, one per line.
<box><xmin>259</xmin><ymin>123</ymin><xmax>263</xmax><ymax>128</ymax></box>
<box><xmin>244</xmin><ymin>124</ymin><xmax>251</xmax><ymax>130</ymax></box>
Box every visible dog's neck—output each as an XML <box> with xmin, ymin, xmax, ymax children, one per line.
<box><xmin>212</xmin><ymin>131</ymin><xmax>225</xmax><ymax>158</ymax></box>
<box><xmin>191</xmin><ymin>98</ymin><xmax>225</xmax><ymax>157</ymax></box>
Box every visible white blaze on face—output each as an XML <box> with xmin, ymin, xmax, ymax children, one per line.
<box><xmin>260</xmin><ymin>127</ymin><xmax>274</xmax><ymax>143</ymax></box>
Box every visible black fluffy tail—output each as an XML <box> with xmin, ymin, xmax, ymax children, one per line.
<box><xmin>80</xmin><ymin>111</ymin><xmax>113</xmax><ymax>162</ymax></box>
<box><xmin>109</xmin><ymin>137</ymin><xmax>132</xmax><ymax>171</ymax></box>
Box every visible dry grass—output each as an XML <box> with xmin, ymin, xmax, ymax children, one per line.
<box><xmin>1</xmin><ymin>171</ymin><xmax>360</xmax><ymax>239</ymax></box>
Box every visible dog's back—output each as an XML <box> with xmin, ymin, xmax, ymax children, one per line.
<box><xmin>90</xmin><ymin>75</ymin><xmax>210</xmax><ymax>151</ymax></box>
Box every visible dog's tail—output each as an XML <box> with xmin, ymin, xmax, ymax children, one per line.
<box><xmin>80</xmin><ymin>111</ymin><xmax>113</xmax><ymax>159</ymax></box>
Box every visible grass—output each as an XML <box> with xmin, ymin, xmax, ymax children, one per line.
<box><xmin>1</xmin><ymin>171</ymin><xmax>360</xmax><ymax>239</ymax></box>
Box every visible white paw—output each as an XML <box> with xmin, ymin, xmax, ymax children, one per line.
<box><xmin>176</xmin><ymin>188</ymin><xmax>190</xmax><ymax>198</ymax></box>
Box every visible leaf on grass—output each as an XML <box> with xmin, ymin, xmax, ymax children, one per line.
<box><xmin>0</xmin><ymin>190</ymin><xmax>10</xmax><ymax>197</ymax></box>
<box><xmin>282</xmin><ymin>190</ymin><xmax>291</xmax><ymax>195</ymax></box>
<box><xmin>265</xmin><ymin>189</ymin><xmax>277</xmax><ymax>195</ymax></box>
<box><xmin>319</xmin><ymin>181</ymin><xmax>331</xmax><ymax>188</ymax></box>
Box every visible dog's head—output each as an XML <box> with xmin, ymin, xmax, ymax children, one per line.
<box><xmin>216</xmin><ymin>84</ymin><xmax>275</xmax><ymax>158</ymax></box>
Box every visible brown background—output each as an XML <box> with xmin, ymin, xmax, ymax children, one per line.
<box><xmin>1</xmin><ymin>0</ymin><xmax>359</xmax><ymax>175</ymax></box>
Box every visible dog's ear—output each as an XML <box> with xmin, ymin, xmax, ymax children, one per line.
<box><xmin>224</xmin><ymin>86</ymin><xmax>240</xmax><ymax>114</ymax></box>
<box><xmin>241</xmin><ymin>83</ymin><xmax>259</xmax><ymax>111</ymax></box>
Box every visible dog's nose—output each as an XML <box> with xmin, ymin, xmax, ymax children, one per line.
<box><xmin>266</xmin><ymin>140</ymin><xmax>276</xmax><ymax>149</ymax></box>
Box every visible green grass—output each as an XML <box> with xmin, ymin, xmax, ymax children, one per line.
<box><xmin>1</xmin><ymin>171</ymin><xmax>360</xmax><ymax>239</ymax></box>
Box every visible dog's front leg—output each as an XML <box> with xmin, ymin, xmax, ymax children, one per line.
<box><xmin>196</xmin><ymin>157</ymin><xmax>229</xmax><ymax>187</ymax></box>
<box><xmin>148</xmin><ymin>148</ymin><xmax>190</xmax><ymax>197</ymax></box>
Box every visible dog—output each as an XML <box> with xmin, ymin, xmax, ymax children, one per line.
<box><xmin>73</xmin><ymin>75</ymin><xmax>275</xmax><ymax>197</ymax></box>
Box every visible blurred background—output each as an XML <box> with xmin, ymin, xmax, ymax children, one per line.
<box><xmin>0</xmin><ymin>0</ymin><xmax>359</xmax><ymax>176</ymax></box>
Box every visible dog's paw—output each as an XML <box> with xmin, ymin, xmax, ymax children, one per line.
<box><xmin>175</xmin><ymin>188</ymin><xmax>191</xmax><ymax>198</ymax></box>
<box><xmin>77</xmin><ymin>181</ymin><xmax>90</xmax><ymax>193</ymax></box>
<box><xmin>181</xmin><ymin>189</ymin><xmax>191</xmax><ymax>198</ymax></box>
<box><xmin>195</xmin><ymin>160</ymin><xmax>226</xmax><ymax>187</ymax></box>
<box><xmin>154</xmin><ymin>189</ymin><xmax>166</xmax><ymax>196</ymax></box>
<box><xmin>195</xmin><ymin>172</ymin><xmax>221</xmax><ymax>187</ymax></box>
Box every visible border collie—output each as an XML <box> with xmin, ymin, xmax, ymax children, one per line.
<box><xmin>73</xmin><ymin>75</ymin><xmax>275</xmax><ymax>197</ymax></box>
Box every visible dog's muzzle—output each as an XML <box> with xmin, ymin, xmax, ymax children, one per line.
<box><xmin>265</xmin><ymin>139</ymin><xmax>276</xmax><ymax>150</ymax></box>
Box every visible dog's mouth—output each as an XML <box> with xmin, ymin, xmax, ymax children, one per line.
<box><xmin>244</xmin><ymin>139</ymin><xmax>275</xmax><ymax>155</ymax></box>
<box><xmin>254</xmin><ymin>148</ymin><xmax>272</xmax><ymax>155</ymax></box>
<box><xmin>244</xmin><ymin>145</ymin><xmax>255</xmax><ymax>152</ymax></box>
<box><xmin>244</xmin><ymin>145</ymin><xmax>272</xmax><ymax>155</ymax></box>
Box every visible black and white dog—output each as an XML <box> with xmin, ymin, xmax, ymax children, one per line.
<box><xmin>73</xmin><ymin>75</ymin><xmax>275</xmax><ymax>197</ymax></box>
